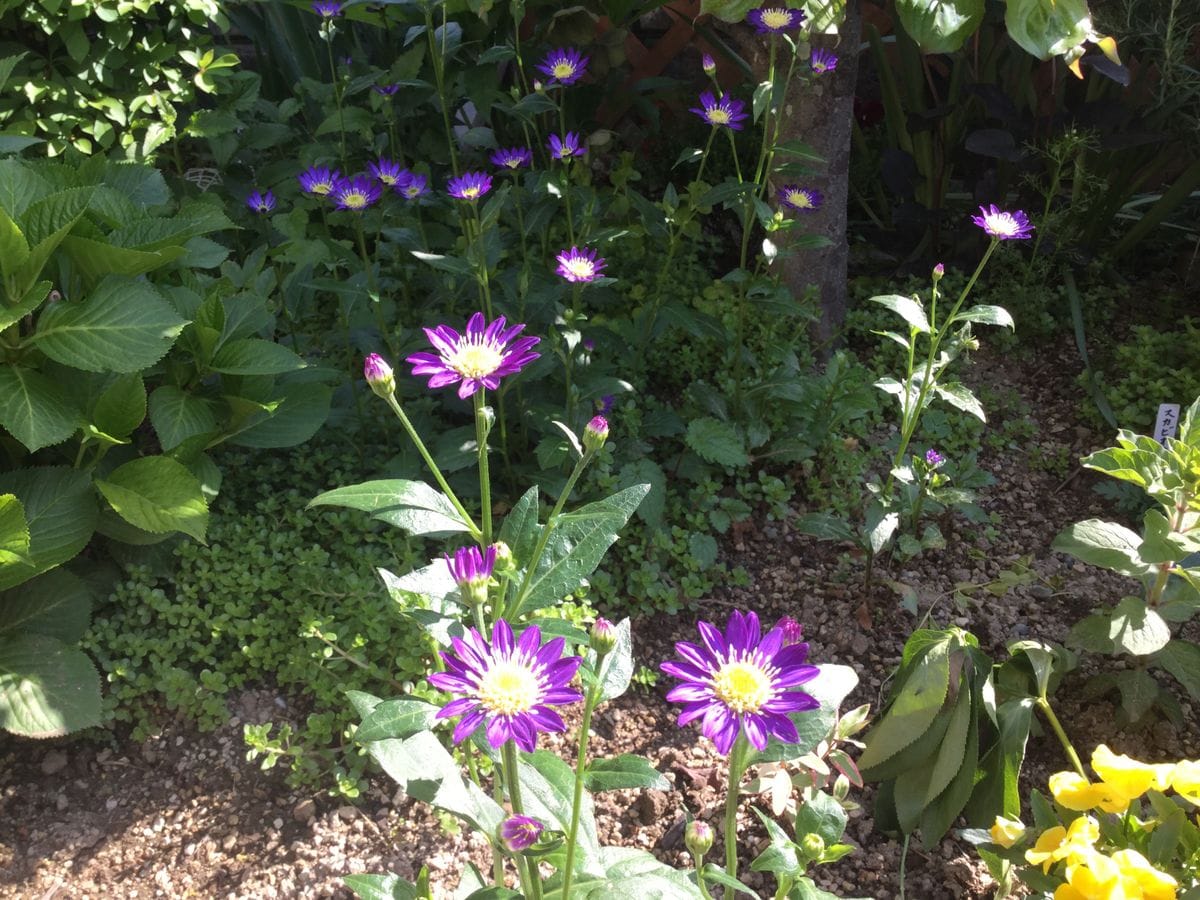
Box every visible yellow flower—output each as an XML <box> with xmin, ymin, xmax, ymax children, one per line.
<box><xmin>1170</xmin><ymin>759</ymin><xmax>1200</xmax><ymax>806</ymax></box>
<box><xmin>1112</xmin><ymin>849</ymin><xmax>1178</xmax><ymax>900</ymax></box>
<box><xmin>1092</xmin><ymin>745</ymin><xmax>1174</xmax><ymax>802</ymax></box>
<box><xmin>990</xmin><ymin>815</ymin><xmax>1026</xmax><ymax>848</ymax></box>
<box><xmin>1050</xmin><ymin>771</ymin><xmax>1127</xmax><ymax>814</ymax></box>
<box><xmin>1052</xmin><ymin>852</ymin><xmax>1125</xmax><ymax>900</ymax></box>
<box><xmin>1025</xmin><ymin>816</ymin><xmax>1099</xmax><ymax>873</ymax></box>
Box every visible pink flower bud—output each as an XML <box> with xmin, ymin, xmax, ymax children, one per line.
<box><xmin>363</xmin><ymin>353</ymin><xmax>395</xmax><ymax>398</ymax></box>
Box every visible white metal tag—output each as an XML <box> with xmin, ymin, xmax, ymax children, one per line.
<box><xmin>1155</xmin><ymin>403</ymin><xmax>1181</xmax><ymax>446</ymax></box>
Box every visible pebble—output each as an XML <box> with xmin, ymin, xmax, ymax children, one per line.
<box><xmin>41</xmin><ymin>751</ymin><xmax>68</xmax><ymax>775</ymax></box>
<box><xmin>292</xmin><ymin>799</ymin><xmax>316</xmax><ymax>823</ymax></box>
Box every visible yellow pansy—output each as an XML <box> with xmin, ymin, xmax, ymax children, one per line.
<box><xmin>1170</xmin><ymin>759</ymin><xmax>1200</xmax><ymax>806</ymax></box>
<box><xmin>1025</xmin><ymin>816</ymin><xmax>1099</xmax><ymax>873</ymax></box>
<box><xmin>1112</xmin><ymin>849</ymin><xmax>1178</xmax><ymax>900</ymax></box>
<box><xmin>1052</xmin><ymin>852</ymin><xmax>1124</xmax><ymax>900</ymax></box>
<box><xmin>1050</xmin><ymin>771</ymin><xmax>1128</xmax><ymax>814</ymax></box>
<box><xmin>1092</xmin><ymin>745</ymin><xmax>1174</xmax><ymax>802</ymax></box>
<box><xmin>990</xmin><ymin>815</ymin><xmax>1026</xmax><ymax>848</ymax></box>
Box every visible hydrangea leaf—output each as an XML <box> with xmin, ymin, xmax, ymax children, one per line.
<box><xmin>0</xmin><ymin>632</ymin><xmax>102</xmax><ymax>738</ymax></box>
<box><xmin>95</xmin><ymin>456</ymin><xmax>209</xmax><ymax>542</ymax></box>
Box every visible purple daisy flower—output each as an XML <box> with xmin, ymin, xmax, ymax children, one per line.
<box><xmin>246</xmin><ymin>189</ymin><xmax>276</xmax><ymax>214</ymax></box>
<box><xmin>925</xmin><ymin>449</ymin><xmax>945</xmax><ymax>467</ymax></box>
<box><xmin>373</xmin><ymin>83</ymin><xmax>400</xmax><ymax>96</ymax></box>
<box><xmin>427</xmin><ymin>619</ymin><xmax>583</xmax><ymax>752</ymax></box>
<box><xmin>555</xmin><ymin>246</ymin><xmax>606</xmax><ymax>283</ymax></box>
<box><xmin>311</xmin><ymin>0</ymin><xmax>341</xmax><ymax>17</ymax></box>
<box><xmin>747</xmin><ymin>5</ymin><xmax>806</xmax><ymax>33</ymax></box>
<box><xmin>499</xmin><ymin>816</ymin><xmax>544</xmax><ymax>853</ymax></box>
<box><xmin>811</xmin><ymin>48</ymin><xmax>838</xmax><ymax>75</ymax></box>
<box><xmin>447</xmin><ymin>171</ymin><xmax>493</xmax><ymax>201</ymax></box>
<box><xmin>971</xmin><ymin>204</ymin><xmax>1034</xmax><ymax>240</ymax></box>
<box><xmin>330</xmin><ymin>175</ymin><xmax>383</xmax><ymax>211</ymax></box>
<box><xmin>779</xmin><ymin>185</ymin><xmax>823</xmax><ymax>212</ymax></box>
<box><xmin>398</xmin><ymin>172</ymin><xmax>427</xmax><ymax>199</ymax></box>
<box><xmin>536</xmin><ymin>47</ymin><xmax>590</xmax><ymax>86</ymax></box>
<box><xmin>548</xmin><ymin>132</ymin><xmax>585</xmax><ymax>160</ymax></box>
<box><xmin>491</xmin><ymin>146</ymin><xmax>533</xmax><ymax>170</ymax></box>
<box><xmin>298</xmin><ymin>166</ymin><xmax>340</xmax><ymax>196</ymax></box>
<box><xmin>661</xmin><ymin>610</ymin><xmax>820</xmax><ymax>755</ymax></box>
<box><xmin>446</xmin><ymin>544</ymin><xmax>496</xmax><ymax>606</ymax></box>
<box><xmin>368</xmin><ymin>158</ymin><xmax>406</xmax><ymax>187</ymax></box>
<box><xmin>689</xmin><ymin>91</ymin><xmax>748</xmax><ymax>131</ymax></box>
<box><xmin>407</xmin><ymin>312</ymin><xmax>540</xmax><ymax>399</ymax></box>
<box><xmin>595</xmin><ymin>394</ymin><xmax>614</xmax><ymax>415</ymax></box>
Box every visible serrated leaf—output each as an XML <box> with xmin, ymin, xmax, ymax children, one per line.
<box><xmin>95</xmin><ymin>456</ymin><xmax>208</xmax><ymax>542</ymax></box>
<box><xmin>33</xmin><ymin>276</ymin><xmax>186</xmax><ymax>373</ymax></box>
<box><xmin>0</xmin><ymin>568</ymin><xmax>91</xmax><ymax>643</ymax></box>
<box><xmin>0</xmin><ymin>365</ymin><xmax>80</xmax><ymax>453</ymax></box>
<box><xmin>225</xmin><ymin>381</ymin><xmax>330</xmax><ymax>449</ymax></box>
<box><xmin>859</xmin><ymin>640</ymin><xmax>951</xmax><ymax>773</ymax></box>
<box><xmin>354</xmin><ymin>698</ymin><xmax>439</xmax><ymax>743</ymax></box>
<box><xmin>0</xmin><ymin>280</ymin><xmax>50</xmax><ymax>332</ymax></box>
<box><xmin>686</xmin><ymin>417</ymin><xmax>748</xmax><ymax>467</ymax></box>
<box><xmin>309</xmin><ymin>480</ymin><xmax>469</xmax><ymax>537</ymax></box>
<box><xmin>0</xmin><ymin>494</ymin><xmax>31</xmax><ymax>567</ymax></box>
<box><xmin>0</xmin><ymin>632</ymin><xmax>102</xmax><ymax>738</ymax></box>
<box><xmin>210</xmin><ymin>339</ymin><xmax>306</xmax><ymax>375</ymax></box>
<box><xmin>956</xmin><ymin>304</ymin><xmax>1014</xmax><ymax>328</ymax></box>
<box><xmin>92</xmin><ymin>373</ymin><xmax>146</xmax><ymax>439</ymax></box>
<box><xmin>585</xmin><ymin>754</ymin><xmax>669</xmax><ymax>792</ymax></box>
<box><xmin>148</xmin><ymin>386</ymin><xmax>217</xmax><ymax>452</ymax></box>
<box><xmin>0</xmin><ymin>467</ymin><xmax>97</xmax><ymax>591</ymax></box>
<box><xmin>0</xmin><ymin>203</ymin><xmax>30</xmax><ymax>280</ymax></box>
<box><xmin>343</xmin><ymin>873</ymin><xmax>418</xmax><ymax>900</ymax></box>
<box><xmin>870</xmin><ymin>294</ymin><xmax>930</xmax><ymax>333</ymax></box>
<box><xmin>688</xmin><ymin>532</ymin><xmax>718</xmax><ymax>570</ymax></box>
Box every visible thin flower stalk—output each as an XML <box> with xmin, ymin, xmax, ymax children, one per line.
<box><xmin>425</xmin><ymin>3</ymin><xmax>460</xmax><ymax>177</ymax></box>
<box><xmin>560</xmin><ymin>645</ymin><xmax>609</xmax><ymax>899</ymax></box>
<box><xmin>724</xmin><ymin>734</ymin><xmax>750</xmax><ymax>885</ymax></box>
<box><xmin>502</xmin><ymin>740</ymin><xmax>542</xmax><ymax>900</ymax></box>
<box><xmin>474</xmin><ymin>391</ymin><xmax>494</xmax><ymax>548</ymax></box>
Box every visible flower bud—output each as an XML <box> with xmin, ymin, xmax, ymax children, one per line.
<box><xmin>533</xmin><ymin>79</ymin><xmax>545</xmax><ymax>93</ymax></box>
<box><xmin>363</xmin><ymin>353</ymin><xmax>395</xmax><ymax>398</ymax></box>
<box><xmin>589</xmin><ymin>617</ymin><xmax>617</xmax><ymax>655</ymax></box>
<box><xmin>685</xmin><ymin>820</ymin><xmax>713</xmax><ymax>858</ymax></box>
<box><xmin>446</xmin><ymin>545</ymin><xmax>495</xmax><ymax>607</ymax></box>
<box><xmin>775</xmin><ymin>616</ymin><xmax>804</xmax><ymax>646</ymax></box>
<box><xmin>932</xmin><ymin>262</ymin><xmax>945</xmax><ymax>282</ymax></box>
<box><xmin>492</xmin><ymin>540</ymin><xmax>516</xmax><ymax>577</ymax></box>
<box><xmin>498</xmin><ymin>815</ymin><xmax>543</xmax><ymax>852</ymax></box>
<box><xmin>800</xmin><ymin>833</ymin><xmax>825</xmax><ymax>860</ymax></box>
<box><xmin>701</xmin><ymin>53</ymin><xmax>716</xmax><ymax>76</ymax></box>
<box><xmin>924</xmin><ymin>448</ymin><xmax>945</xmax><ymax>468</ymax></box>
<box><xmin>582</xmin><ymin>415</ymin><xmax>609</xmax><ymax>453</ymax></box>
<box><xmin>989</xmin><ymin>815</ymin><xmax>1025</xmax><ymax>849</ymax></box>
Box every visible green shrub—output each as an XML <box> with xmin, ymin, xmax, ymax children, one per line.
<box><xmin>1089</xmin><ymin>318</ymin><xmax>1200</xmax><ymax>432</ymax></box>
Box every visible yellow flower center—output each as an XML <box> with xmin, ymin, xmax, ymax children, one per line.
<box><xmin>461</xmin><ymin>186</ymin><xmax>481</xmax><ymax>199</ymax></box>
<box><xmin>448</xmin><ymin>342</ymin><xmax>503</xmax><ymax>379</ymax></box>
<box><xmin>563</xmin><ymin>258</ymin><xmax>595</xmax><ymax>280</ymax></box>
<box><xmin>787</xmin><ymin>190</ymin><xmax>814</xmax><ymax>208</ymax></box>
<box><xmin>380</xmin><ymin>174</ymin><xmax>397</xmax><ymax>185</ymax></box>
<box><xmin>762</xmin><ymin>8</ymin><xmax>792</xmax><ymax>29</ymax></box>
<box><xmin>404</xmin><ymin>186</ymin><xmax>421</xmax><ymax>198</ymax></box>
<box><xmin>312</xmin><ymin>183</ymin><xmax>332</xmax><ymax>195</ymax></box>
<box><xmin>708</xmin><ymin>108</ymin><xmax>731</xmax><ymax>125</ymax></box>
<box><xmin>477</xmin><ymin>661</ymin><xmax>540</xmax><ymax>715</ymax></box>
<box><xmin>341</xmin><ymin>192</ymin><xmax>368</xmax><ymax>209</ymax></box>
<box><xmin>552</xmin><ymin>61</ymin><xmax>576</xmax><ymax>79</ymax></box>
<box><xmin>713</xmin><ymin>661</ymin><xmax>772</xmax><ymax>713</ymax></box>
<box><xmin>984</xmin><ymin>212</ymin><xmax>1018</xmax><ymax>236</ymax></box>
<box><xmin>505</xmin><ymin>159</ymin><xmax>521</xmax><ymax>168</ymax></box>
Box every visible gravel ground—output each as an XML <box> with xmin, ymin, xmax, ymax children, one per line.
<box><xmin>3</xmin><ymin>338</ymin><xmax>1196</xmax><ymax>900</ymax></box>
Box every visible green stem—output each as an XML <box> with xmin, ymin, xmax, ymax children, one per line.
<box><xmin>1036</xmin><ymin>696</ymin><xmax>1087</xmax><ymax>778</ymax></box>
<box><xmin>383</xmin><ymin>393</ymin><xmax>482</xmax><ymax>540</ymax></box>
<box><xmin>426</xmin><ymin>6</ymin><xmax>460</xmax><ymax>176</ymax></box>
<box><xmin>355</xmin><ymin>216</ymin><xmax>389</xmax><ymax>351</ymax></box>
<box><xmin>323</xmin><ymin>34</ymin><xmax>347</xmax><ymax>165</ymax></box>
<box><xmin>723</xmin><ymin>734</ymin><xmax>749</xmax><ymax>885</ymax></box>
<box><xmin>695</xmin><ymin>128</ymin><xmax>717</xmax><ymax>187</ymax></box>
<box><xmin>693</xmin><ymin>859</ymin><xmax>714</xmax><ymax>900</ymax></box>
<box><xmin>561</xmin><ymin>669</ymin><xmax>604</xmax><ymax>900</ymax></box>
<box><xmin>502</xmin><ymin>741</ymin><xmax>542</xmax><ymax>900</ymax></box>
<box><xmin>470</xmin><ymin>207</ymin><xmax>495</xmax><ymax>320</ymax></box>
<box><xmin>474</xmin><ymin>391</ymin><xmax>493</xmax><ymax>548</ymax></box>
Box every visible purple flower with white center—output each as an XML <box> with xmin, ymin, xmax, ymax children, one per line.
<box><xmin>298</xmin><ymin>166</ymin><xmax>340</xmax><ymax>196</ymax></box>
<box><xmin>499</xmin><ymin>816</ymin><xmax>544</xmax><ymax>852</ymax></box>
<box><xmin>428</xmin><ymin>619</ymin><xmax>583</xmax><ymax>752</ymax></box>
<box><xmin>330</xmin><ymin>175</ymin><xmax>382</xmax><ymax>211</ymax></box>
<box><xmin>447</xmin><ymin>171</ymin><xmax>493</xmax><ymax>201</ymax></box>
<box><xmin>398</xmin><ymin>172</ymin><xmax>427</xmax><ymax>199</ymax></box>
<box><xmin>555</xmin><ymin>246</ymin><xmax>606</xmax><ymax>283</ymax></box>
<box><xmin>661</xmin><ymin>610</ymin><xmax>820</xmax><ymax>755</ymax></box>
<box><xmin>971</xmin><ymin>204</ymin><xmax>1034</xmax><ymax>240</ymax></box>
<box><xmin>779</xmin><ymin>185</ymin><xmax>823</xmax><ymax>212</ymax></box>
<box><xmin>246</xmin><ymin>189</ymin><xmax>276</xmax><ymax>214</ymax></box>
<box><xmin>747</xmin><ymin>5</ymin><xmax>806</xmax><ymax>33</ymax></box>
<box><xmin>702</xmin><ymin>53</ymin><xmax>717</xmax><ymax>76</ymax></box>
<box><xmin>925</xmin><ymin>449</ymin><xmax>945</xmax><ymax>467</ymax></box>
<box><xmin>811</xmin><ymin>48</ymin><xmax>838</xmax><ymax>75</ymax></box>
<box><xmin>491</xmin><ymin>146</ymin><xmax>533</xmax><ymax>170</ymax></box>
<box><xmin>373</xmin><ymin>83</ymin><xmax>400</xmax><ymax>96</ymax></box>
<box><xmin>776</xmin><ymin>616</ymin><xmax>804</xmax><ymax>646</ymax></box>
<box><xmin>536</xmin><ymin>47</ymin><xmax>590</xmax><ymax>86</ymax></box>
<box><xmin>596</xmin><ymin>394</ymin><xmax>614</xmax><ymax>415</ymax></box>
<box><xmin>368</xmin><ymin>158</ymin><xmax>406</xmax><ymax>187</ymax></box>
<box><xmin>311</xmin><ymin>0</ymin><xmax>341</xmax><ymax>17</ymax></box>
<box><xmin>446</xmin><ymin>544</ymin><xmax>496</xmax><ymax>606</ymax></box>
<box><xmin>689</xmin><ymin>91</ymin><xmax>748</xmax><ymax>131</ymax></box>
<box><xmin>548</xmin><ymin>132</ymin><xmax>585</xmax><ymax>160</ymax></box>
<box><xmin>407</xmin><ymin>312</ymin><xmax>540</xmax><ymax>399</ymax></box>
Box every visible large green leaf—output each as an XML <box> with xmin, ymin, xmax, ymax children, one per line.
<box><xmin>33</xmin><ymin>275</ymin><xmax>187</xmax><ymax>373</ymax></box>
<box><xmin>859</xmin><ymin>639</ymin><xmax>951</xmax><ymax>773</ymax></box>
<box><xmin>225</xmin><ymin>381</ymin><xmax>330</xmax><ymax>449</ymax></box>
<box><xmin>1154</xmin><ymin>640</ymin><xmax>1200</xmax><ymax>700</ymax></box>
<box><xmin>870</xmin><ymin>294</ymin><xmax>930</xmax><ymax>333</ymax></box>
<box><xmin>309</xmin><ymin>480</ymin><xmax>470</xmax><ymax>537</ymax></box>
<box><xmin>794</xmin><ymin>789</ymin><xmax>849</xmax><ymax>847</ymax></box>
<box><xmin>895</xmin><ymin>0</ymin><xmax>985</xmax><ymax>54</ymax></box>
<box><xmin>1052</xmin><ymin>519</ymin><xmax>1153</xmax><ymax>578</ymax></box>
<box><xmin>0</xmin><ymin>568</ymin><xmax>91</xmax><ymax>643</ymax></box>
<box><xmin>594</xmin><ymin>617</ymin><xmax>633</xmax><ymax>702</ymax></box>
<box><xmin>685</xmin><ymin>417</ymin><xmax>748</xmax><ymax>467</ymax></box>
<box><xmin>0</xmin><ymin>280</ymin><xmax>50</xmax><ymax>331</ymax></box>
<box><xmin>497</xmin><ymin>485</ymin><xmax>540</xmax><ymax>565</ymax></box>
<box><xmin>1005</xmin><ymin>0</ymin><xmax>1093</xmax><ymax>60</ymax></box>
<box><xmin>14</xmin><ymin>186</ymin><xmax>95</xmax><ymax>293</ymax></box>
<box><xmin>585</xmin><ymin>754</ymin><xmax>669</xmax><ymax>792</ymax></box>
<box><xmin>542</xmin><ymin>847</ymin><xmax>703</xmax><ymax>899</ymax></box>
<box><xmin>0</xmin><ymin>364</ymin><xmax>80</xmax><ymax>452</ymax></box>
<box><xmin>933</xmin><ymin>382</ymin><xmax>986</xmax><ymax>422</ymax></box>
<box><xmin>95</xmin><ymin>456</ymin><xmax>209</xmax><ymax>542</ymax></box>
<box><xmin>1108</xmin><ymin>596</ymin><xmax>1171</xmax><ymax>656</ymax></box>
<box><xmin>92</xmin><ymin>373</ymin><xmax>146</xmax><ymax>439</ymax></box>
<box><xmin>0</xmin><ymin>494</ymin><xmax>31</xmax><ymax>566</ymax></box>
<box><xmin>520</xmin><ymin>749</ymin><xmax>603</xmax><ymax>877</ymax></box>
<box><xmin>343</xmin><ymin>874</ymin><xmax>418</xmax><ymax>900</ymax></box>
<box><xmin>210</xmin><ymin>338</ymin><xmax>306</xmax><ymax>375</ymax></box>
<box><xmin>966</xmin><ymin>697</ymin><xmax>1035</xmax><ymax>822</ymax></box>
<box><xmin>0</xmin><ymin>203</ymin><xmax>29</xmax><ymax>280</ymax></box>
<box><xmin>353</xmin><ymin>697</ymin><xmax>439</xmax><ymax>743</ymax></box>
<box><xmin>0</xmin><ymin>632</ymin><xmax>102</xmax><ymax>738</ymax></box>
<box><xmin>62</xmin><ymin>235</ymin><xmax>186</xmax><ymax>283</ymax></box>
<box><xmin>751</xmin><ymin>664</ymin><xmax>860</xmax><ymax>764</ymax></box>
<box><xmin>148</xmin><ymin>386</ymin><xmax>218</xmax><ymax>453</ymax></box>
<box><xmin>0</xmin><ymin>467</ymin><xmax>97</xmax><ymax>591</ymax></box>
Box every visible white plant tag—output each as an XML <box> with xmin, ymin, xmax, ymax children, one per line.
<box><xmin>1155</xmin><ymin>403</ymin><xmax>1181</xmax><ymax>446</ymax></box>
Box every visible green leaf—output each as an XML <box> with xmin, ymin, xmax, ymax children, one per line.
<box><xmin>0</xmin><ymin>568</ymin><xmax>91</xmax><ymax>643</ymax></box>
<box><xmin>616</xmin><ymin>459</ymin><xmax>665</xmax><ymax>527</ymax></box>
<box><xmin>686</xmin><ymin>417</ymin><xmax>748</xmax><ymax>467</ymax></box>
<box><xmin>865</xmin><ymin>501</ymin><xmax>899</xmax><ymax>555</ymax></box>
<box><xmin>542</xmin><ymin>847</ymin><xmax>703</xmax><ymax>899</ymax></box>
<box><xmin>933</xmin><ymin>382</ymin><xmax>986</xmax><ymax>422</ymax></box>
<box><xmin>225</xmin><ymin>381</ymin><xmax>330</xmax><ymax>449</ymax></box>
<box><xmin>0</xmin><ymin>632</ymin><xmax>102</xmax><ymax>738</ymax></box>
<box><xmin>309</xmin><ymin>480</ymin><xmax>470</xmax><ymax>537</ymax></box>
<box><xmin>0</xmin><ymin>203</ymin><xmax>29</xmax><ymax>280</ymax></box>
<box><xmin>1051</xmin><ymin>519</ymin><xmax>1153</xmax><ymax>578</ymax></box>
<box><xmin>700</xmin><ymin>863</ymin><xmax>759</xmax><ymax>898</ymax></box>
<box><xmin>1113</xmin><ymin>669</ymin><xmax>1160</xmax><ymax>721</ymax></box>
<box><xmin>210</xmin><ymin>339</ymin><xmax>306</xmax><ymax>375</ymax></box>
<box><xmin>0</xmin><ymin>467</ymin><xmax>97</xmax><ymax>591</ymax></box>
<box><xmin>793</xmin><ymin>513</ymin><xmax>856</xmax><ymax>542</ymax></box>
<box><xmin>95</xmin><ymin>456</ymin><xmax>209</xmax><ymax>542</ymax></box>
<box><xmin>92</xmin><ymin>373</ymin><xmax>146</xmax><ymax>439</ymax></box>
<box><xmin>955</xmin><ymin>304</ymin><xmax>1014</xmax><ymax>328</ymax></box>
<box><xmin>0</xmin><ymin>494</ymin><xmax>31</xmax><ymax>567</ymax></box>
<box><xmin>966</xmin><ymin>696</ymin><xmax>1035</xmax><ymax>822</ymax></box>
<box><xmin>354</xmin><ymin>698</ymin><xmax>439</xmax><ymax>743</ymax></box>
<box><xmin>751</xmin><ymin>665</ymin><xmax>859</xmax><ymax>764</ymax></box>
<box><xmin>585</xmin><ymin>754</ymin><xmax>669</xmax><ymax>792</ymax></box>
<box><xmin>0</xmin><ymin>53</ymin><xmax>28</xmax><ymax>94</ymax></box>
<box><xmin>16</xmin><ymin>187</ymin><xmax>95</xmax><ymax>288</ymax></box>
<box><xmin>33</xmin><ymin>276</ymin><xmax>187</xmax><ymax>373</ymax></box>
<box><xmin>895</xmin><ymin>0</ymin><xmax>985</xmax><ymax>53</ymax></box>
<box><xmin>1153</xmin><ymin>640</ymin><xmax>1200</xmax><ymax>699</ymax></box>
<box><xmin>1004</xmin><ymin>0</ymin><xmax>1092</xmax><ymax>61</ymax></box>
<box><xmin>521</xmin><ymin>749</ymin><xmax>602</xmax><ymax>876</ymax></box>
<box><xmin>920</xmin><ymin>676</ymin><xmax>982</xmax><ymax>841</ymax></box>
<box><xmin>870</xmin><ymin>294</ymin><xmax>930</xmax><ymax>333</ymax></box>
<box><xmin>0</xmin><ymin>280</ymin><xmax>50</xmax><ymax>332</ymax></box>
<box><xmin>411</xmin><ymin>250</ymin><xmax>472</xmax><ymax>277</ymax></box>
<box><xmin>498</xmin><ymin>486</ymin><xmax>540</xmax><ymax>565</ymax></box>
<box><xmin>794</xmin><ymin>790</ymin><xmax>849</xmax><ymax>847</ymax></box>
<box><xmin>343</xmin><ymin>874</ymin><xmax>418</xmax><ymax>900</ymax></box>
<box><xmin>594</xmin><ymin>617</ymin><xmax>633</xmax><ymax>702</ymax></box>
<box><xmin>688</xmin><ymin>532</ymin><xmax>718</xmax><ymax>570</ymax></box>
<box><xmin>0</xmin><ymin>365</ymin><xmax>79</xmax><ymax>453</ymax></box>
<box><xmin>858</xmin><ymin>639</ymin><xmax>951</xmax><ymax>773</ymax></box>
<box><xmin>61</xmin><ymin>235</ymin><xmax>185</xmax><ymax>283</ymax></box>
<box><xmin>750</xmin><ymin>807</ymin><xmax>802</xmax><ymax>877</ymax></box>
<box><xmin>1109</xmin><ymin>596</ymin><xmax>1171</xmax><ymax>656</ymax></box>
<box><xmin>148</xmin><ymin>386</ymin><xmax>217</xmax><ymax>452</ymax></box>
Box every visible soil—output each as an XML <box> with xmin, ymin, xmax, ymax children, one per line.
<box><xmin>3</xmin><ymin>337</ymin><xmax>1197</xmax><ymax>900</ymax></box>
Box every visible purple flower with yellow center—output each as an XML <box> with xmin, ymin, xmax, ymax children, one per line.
<box><xmin>428</xmin><ymin>619</ymin><xmax>583</xmax><ymax>752</ymax></box>
<box><xmin>491</xmin><ymin>146</ymin><xmax>533</xmax><ymax>170</ymax></box>
<box><xmin>596</xmin><ymin>394</ymin><xmax>614</xmax><ymax>415</ymax></box>
<box><xmin>368</xmin><ymin>158</ymin><xmax>406</xmax><ymax>187</ymax></box>
<box><xmin>446</xmin><ymin>544</ymin><xmax>496</xmax><ymax>606</ymax></box>
<box><xmin>925</xmin><ymin>449</ymin><xmax>945</xmax><ymax>467</ymax></box>
<box><xmin>548</xmin><ymin>132</ymin><xmax>585</xmax><ymax>160</ymax></box>
<box><xmin>779</xmin><ymin>185</ymin><xmax>823</xmax><ymax>212</ymax></box>
<box><xmin>330</xmin><ymin>175</ymin><xmax>382</xmax><ymax>211</ymax></box>
<box><xmin>689</xmin><ymin>91</ymin><xmax>748</xmax><ymax>131</ymax></box>
<box><xmin>398</xmin><ymin>172</ymin><xmax>427</xmax><ymax>199</ymax></box>
<box><xmin>555</xmin><ymin>246</ymin><xmax>606</xmax><ymax>283</ymax></box>
<box><xmin>498</xmin><ymin>816</ymin><xmax>544</xmax><ymax>853</ymax></box>
<box><xmin>536</xmin><ymin>47</ymin><xmax>590</xmax><ymax>86</ymax></box>
<box><xmin>246</xmin><ymin>189</ymin><xmax>276</xmax><ymax>214</ymax></box>
<box><xmin>811</xmin><ymin>49</ymin><xmax>838</xmax><ymax>75</ymax></box>
<box><xmin>971</xmin><ymin>204</ymin><xmax>1034</xmax><ymax>240</ymax></box>
<box><xmin>447</xmin><ymin>171</ymin><xmax>493</xmax><ymax>202</ymax></box>
<box><xmin>298</xmin><ymin>166</ymin><xmax>340</xmax><ymax>196</ymax></box>
<box><xmin>373</xmin><ymin>83</ymin><xmax>400</xmax><ymax>96</ymax></box>
<box><xmin>661</xmin><ymin>610</ymin><xmax>820</xmax><ymax>754</ymax></box>
<box><xmin>747</xmin><ymin>5</ymin><xmax>806</xmax><ymax>33</ymax></box>
<box><xmin>407</xmin><ymin>312</ymin><xmax>540</xmax><ymax>399</ymax></box>
<box><xmin>311</xmin><ymin>0</ymin><xmax>341</xmax><ymax>17</ymax></box>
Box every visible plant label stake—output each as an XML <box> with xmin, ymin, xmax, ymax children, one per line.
<box><xmin>1155</xmin><ymin>403</ymin><xmax>1180</xmax><ymax>446</ymax></box>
